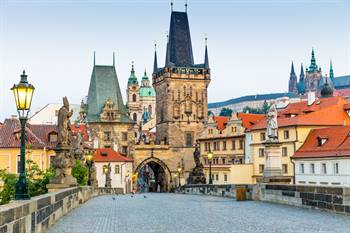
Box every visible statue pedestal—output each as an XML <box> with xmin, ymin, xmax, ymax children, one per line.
<box><xmin>258</xmin><ymin>141</ymin><xmax>292</xmax><ymax>184</ymax></box>
<box><xmin>47</xmin><ymin>145</ymin><xmax>77</xmax><ymax>192</ymax></box>
<box><xmin>188</xmin><ymin>165</ymin><xmax>206</xmax><ymax>185</ymax></box>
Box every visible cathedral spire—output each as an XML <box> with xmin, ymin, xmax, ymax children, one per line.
<box><xmin>153</xmin><ymin>42</ymin><xmax>158</xmax><ymax>74</ymax></box>
<box><xmin>290</xmin><ymin>61</ymin><xmax>295</xmax><ymax>76</ymax></box>
<box><xmin>330</xmin><ymin>60</ymin><xmax>334</xmax><ymax>80</ymax></box>
<box><xmin>204</xmin><ymin>36</ymin><xmax>209</xmax><ymax>69</ymax></box>
<box><xmin>309</xmin><ymin>48</ymin><xmax>318</xmax><ymax>72</ymax></box>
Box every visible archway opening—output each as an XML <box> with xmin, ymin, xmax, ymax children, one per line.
<box><xmin>136</xmin><ymin>160</ymin><xmax>169</xmax><ymax>193</ymax></box>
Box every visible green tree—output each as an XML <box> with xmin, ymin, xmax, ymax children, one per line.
<box><xmin>0</xmin><ymin>170</ymin><xmax>17</xmax><ymax>205</ymax></box>
<box><xmin>219</xmin><ymin>108</ymin><xmax>233</xmax><ymax>116</ymax></box>
<box><xmin>72</xmin><ymin>160</ymin><xmax>88</xmax><ymax>186</ymax></box>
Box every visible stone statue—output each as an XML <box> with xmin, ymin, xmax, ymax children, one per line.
<box><xmin>47</xmin><ymin>97</ymin><xmax>77</xmax><ymax>190</ymax></box>
<box><xmin>72</xmin><ymin>132</ymin><xmax>84</xmax><ymax>161</ymax></box>
<box><xmin>90</xmin><ymin>163</ymin><xmax>98</xmax><ymax>187</ymax></box>
<box><xmin>193</xmin><ymin>144</ymin><xmax>201</xmax><ymax>168</ymax></box>
<box><xmin>57</xmin><ymin>96</ymin><xmax>73</xmax><ymax>146</ymax></box>
<box><xmin>187</xmin><ymin>143</ymin><xmax>206</xmax><ymax>184</ymax></box>
<box><xmin>105</xmin><ymin>163</ymin><xmax>112</xmax><ymax>188</ymax></box>
<box><xmin>267</xmin><ymin>103</ymin><xmax>278</xmax><ymax>141</ymax></box>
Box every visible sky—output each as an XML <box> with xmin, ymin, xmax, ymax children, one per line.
<box><xmin>0</xmin><ymin>0</ymin><xmax>349</xmax><ymax>121</ymax></box>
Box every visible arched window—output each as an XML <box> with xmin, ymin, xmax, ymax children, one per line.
<box><xmin>132</xmin><ymin>94</ymin><xmax>137</xmax><ymax>102</ymax></box>
<box><xmin>148</xmin><ymin>105</ymin><xmax>152</xmax><ymax>115</ymax></box>
<box><xmin>133</xmin><ymin>112</ymin><xmax>137</xmax><ymax>122</ymax></box>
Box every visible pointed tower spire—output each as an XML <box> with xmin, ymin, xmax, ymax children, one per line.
<box><xmin>165</xmin><ymin>33</ymin><xmax>170</xmax><ymax>66</ymax></box>
<box><xmin>290</xmin><ymin>61</ymin><xmax>295</xmax><ymax>75</ymax></box>
<box><xmin>93</xmin><ymin>51</ymin><xmax>96</xmax><ymax>66</ymax></box>
<box><xmin>309</xmin><ymin>48</ymin><xmax>318</xmax><ymax>72</ymax></box>
<box><xmin>153</xmin><ymin>41</ymin><xmax>158</xmax><ymax>74</ymax></box>
<box><xmin>297</xmin><ymin>63</ymin><xmax>306</xmax><ymax>94</ymax></box>
<box><xmin>113</xmin><ymin>52</ymin><xmax>115</xmax><ymax>67</ymax></box>
<box><xmin>288</xmin><ymin>61</ymin><xmax>298</xmax><ymax>94</ymax></box>
<box><xmin>171</xmin><ymin>0</ymin><xmax>173</xmax><ymax>11</ymax></box>
<box><xmin>204</xmin><ymin>36</ymin><xmax>209</xmax><ymax>69</ymax></box>
<box><xmin>185</xmin><ymin>0</ymin><xmax>188</xmax><ymax>12</ymax></box>
<box><xmin>128</xmin><ymin>61</ymin><xmax>138</xmax><ymax>85</ymax></box>
<box><xmin>329</xmin><ymin>60</ymin><xmax>334</xmax><ymax>80</ymax></box>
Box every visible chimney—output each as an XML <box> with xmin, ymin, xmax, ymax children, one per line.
<box><xmin>307</xmin><ymin>91</ymin><xmax>316</xmax><ymax>106</ymax></box>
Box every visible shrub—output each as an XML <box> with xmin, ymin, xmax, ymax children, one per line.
<box><xmin>72</xmin><ymin>160</ymin><xmax>88</xmax><ymax>186</ymax></box>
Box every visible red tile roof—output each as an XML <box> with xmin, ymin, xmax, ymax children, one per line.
<box><xmin>94</xmin><ymin>148</ymin><xmax>133</xmax><ymax>162</ymax></box>
<box><xmin>212</xmin><ymin>113</ymin><xmax>264</xmax><ymax>131</ymax></box>
<box><xmin>70</xmin><ymin>124</ymin><xmax>89</xmax><ymax>141</ymax></box>
<box><xmin>213</xmin><ymin>116</ymin><xmax>229</xmax><ymax>131</ymax></box>
<box><xmin>250</xmin><ymin>96</ymin><xmax>350</xmax><ymax>131</ymax></box>
<box><xmin>293</xmin><ymin>126</ymin><xmax>350</xmax><ymax>159</ymax></box>
<box><xmin>237</xmin><ymin>113</ymin><xmax>265</xmax><ymax>130</ymax></box>
<box><xmin>0</xmin><ymin>118</ymin><xmax>57</xmax><ymax>149</ymax></box>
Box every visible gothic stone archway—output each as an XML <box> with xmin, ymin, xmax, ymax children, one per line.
<box><xmin>135</xmin><ymin>157</ymin><xmax>172</xmax><ymax>192</ymax></box>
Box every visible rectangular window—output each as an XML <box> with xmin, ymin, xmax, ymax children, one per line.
<box><xmin>282</xmin><ymin>164</ymin><xmax>288</xmax><ymax>174</ymax></box>
<box><xmin>115</xmin><ymin>165</ymin><xmax>120</xmax><ymax>174</ymax></box>
<box><xmin>322</xmin><ymin>163</ymin><xmax>327</xmax><ymax>174</ymax></box>
<box><xmin>223</xmin><ymin>141</ymin><xmax>227</xmax><ymax>150</ymax></box>
<box><xmin>185</xmin><ymin>132</ymin><xmax>193</xmax><ymax>147</ymax></box>
<box><xmin>260</xmin><ymin>132</ymin><xmax>266</xmax><ymax>141</ymax></box>
<box><xmin>231</xmin><ymin>140</ymin><xmax>236</xmax><ymax>150</ymax></box>
<box><xmin>334</xmin><ymin>163</ymin><xmax>339</xmax><ymax>174</ymax></box>
<box><xmin>310</xmin><ymin>163</ymin><xmax>315</xmax><ymax>174</ymax></box>
<box><xmin>217</xmin><ymin>141</ymin><xmax>220</xmax><ymax>150</ymax></box>
<box><xmin>213</xmin><ymin>142</ymin><xmax>217</xmax><ymax>151</ymax></box>
<box><xmin>283</xmin><ymin>130</ymin><xmax>289</xmax><ymax>139</ymax></box>
<box><xmin>122</xmin><ymin>146</ymin><xmax>128</xmax><ymax>155</ymax></box>
<box><xmin>208</xmin><ymin>143</ymin><xmax>211</xmax><ymax>152</ymax></box>
<box><xmin>239</xmin><ymin>140</ymin><xmax>244</xmax><ymax>150</ymax></box>
<box><xmin>282</xmin><ymin>147</ymin><xmax>288</xmax><ymax>157</ymax></box>
<box><xmin>259</xmin><ymin>148</ymin><xmax>265</xmax><ymax>157</ymax></box>
<box><xmin>215</xmin><ymin>174</ymin><xmax>219</xmax><ymax>181</ymax></box>
<box><xmin>300</xmin><ymin>164</ymin><xmax>304</xmax><ymax>174</ymax></box>
<box><xmin>259</xmin><ymin>164</ymin><xmax>264</xmax><ymax>173</ymax></box>
<box><xmin>224</xmin><ymin>174</ymin><xmax>228</xmax><ymax>182</ymax></box>
<box><xmin>222</xmin><ymin>158</ymin><xmax>226</xmax><ymax>165</ymax></box>
<box><xmin>122</xmin><ymin>132</ymin><xmax>128</xmax><ymax>141</ymax></box>
<box><xmin>205</xmin><ymin>143</ymin><xmax>208</xmax><ymax>152</ymax></box>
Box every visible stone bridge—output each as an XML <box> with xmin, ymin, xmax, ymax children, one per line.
<box><xmin>1</xmin><ymin>185</ymin><xmax>350</xmax><ymax>233</ymax></box>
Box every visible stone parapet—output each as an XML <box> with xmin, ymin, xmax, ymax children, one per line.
<box><xmin>0</xmin><ymin>187</ymin><xmax>123</xmax><ymax>233</ymax></box>
<box><xmin>180</xmin><ymin>184</ymin><xmax>253</xmax><ymax>200</ymax></box>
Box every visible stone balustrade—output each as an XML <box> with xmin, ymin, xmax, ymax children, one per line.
<box><xmin>0</xmin><ymin>187</ymin><xmax>123</xmax><ymax>233</ymax></box>
<box><xmin>181</xmin><ymin>183</ymin><xmax>350</xmax><ymax>215</ymax></box>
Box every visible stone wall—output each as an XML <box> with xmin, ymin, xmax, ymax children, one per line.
<box><xmin>255</xmin><ymin>184</ymin><xmax>350</xmax><ymax>214</ymax></box>
<box><xmin>182</xmin><ymin>183</ymin><xmax>350</xmax><ymax>215</ymax></box>
<box><xmin>0</xmin><ymin>187</ymin><xmax>123</xmax><ymax>233</ymax></box>
<box><xmin>180</xmin><ymin>184</ymin><xmax>253</xmax><ymax>200</ymax></box>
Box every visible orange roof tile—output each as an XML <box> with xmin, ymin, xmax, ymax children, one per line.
<box><xmin>94</xmin><ymin>148</ymin><xmax>133</xmax><ymax>162</ymax></box>
<box><xmin>293</xmin><ymin>126</ymin><xmax>350</xmax><ymax>159</ymax></box>
<box><xmin>70</xmin><ymin>124</ymin><xmax>89</xmax><ymax>142</ymax></box>
<box><xmin>213</xmin><ymin>116</ymin><xmax>229</xmax><ymax>131</ymax></box>
<box><xmin>250</xmin><ymin>96</ymin><xmax>350</xmax><ymax>130</ymax></box>
<box><xmin>237</xmin><ymin>113</ymin><xmax>264</xmax><ymax>130</ymax></box>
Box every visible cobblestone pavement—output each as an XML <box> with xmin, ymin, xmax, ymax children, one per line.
<box><xmin>47</xmin><ymin>194</ymin><xmax>350</xmax><ymax>233</ymax></box>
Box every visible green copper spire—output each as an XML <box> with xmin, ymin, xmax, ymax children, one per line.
<box><xmin>329</xmin><ymin>60</ymin><xmax>334</xmax><ymax>80</ymax></box>
<box><xmin>308</xmin><ymin>48</ymin><xmax>318</xmax><ymax>72</ymax></box>
<box><xmin>128</xmin><ymin>61</ymin><xmax>138</xmax><ymax>85</ymax></box>
<box><xmin>142</xmin><ymin>68</ymin><xmax>149</xmax><ymax>81</ymax></box>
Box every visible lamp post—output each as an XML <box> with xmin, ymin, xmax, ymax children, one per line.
<box><xmin>207</xmin><ymin>151</ymin><xmax>214</xmax><ymax>185</ymax></box>
<box><xmin>11</xmin><ymin>70</ymin><xmax>35</xmax><ymax>200</ymax></box>
<box><xmin>85</xmin><ymin>150</ymin><xmax>94</xmax><ymax>186</ymax></box>
<box><xmin>174</xmin><ymin>173</ymin><xmax>178</xmax><ymax>188</ymax></box>
<box><xmin>177</xmin><ymin>165</ymin><xmax>182</xmax><ymax>187</ymax></box>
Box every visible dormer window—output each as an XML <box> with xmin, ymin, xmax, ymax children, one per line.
<box><xmin>317</xmin><ymin>137</ymin><xmax>328</xmax><ymax>146</ymax></box>
<box><xmin>48</xmin><ymin>132</ymin><xmax>58</xmax><ymax>143</ymax></box>
<box><xmin>101</xmin><ymin>152</ymin><xmax>108</xmax><ymax>157</ymax></box>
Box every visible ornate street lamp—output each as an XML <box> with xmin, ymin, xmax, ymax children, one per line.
<box><xmin>11</xmin><ymin>70</ymin><xmax>35</xmax><ymax>200</ymax></box>
<box><xmin>207</xmin><ymin>151</ymin><xmax>214</xmax><ymax>185</ymax></box>
<box><xmin>177</xmin><ymin>165</ymin><xmax>182</xmax><ymax>187</ymax></box>
<box><xmin>85</xmin><ymin>150</ymin><xmax>94</xmax><ymax>186</ymax></box>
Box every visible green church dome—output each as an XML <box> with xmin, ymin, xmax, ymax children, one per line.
<box><xmin>140</xmin><ymin>86</ymin><xmax>156</xmax><ymax>97</ymax></box>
